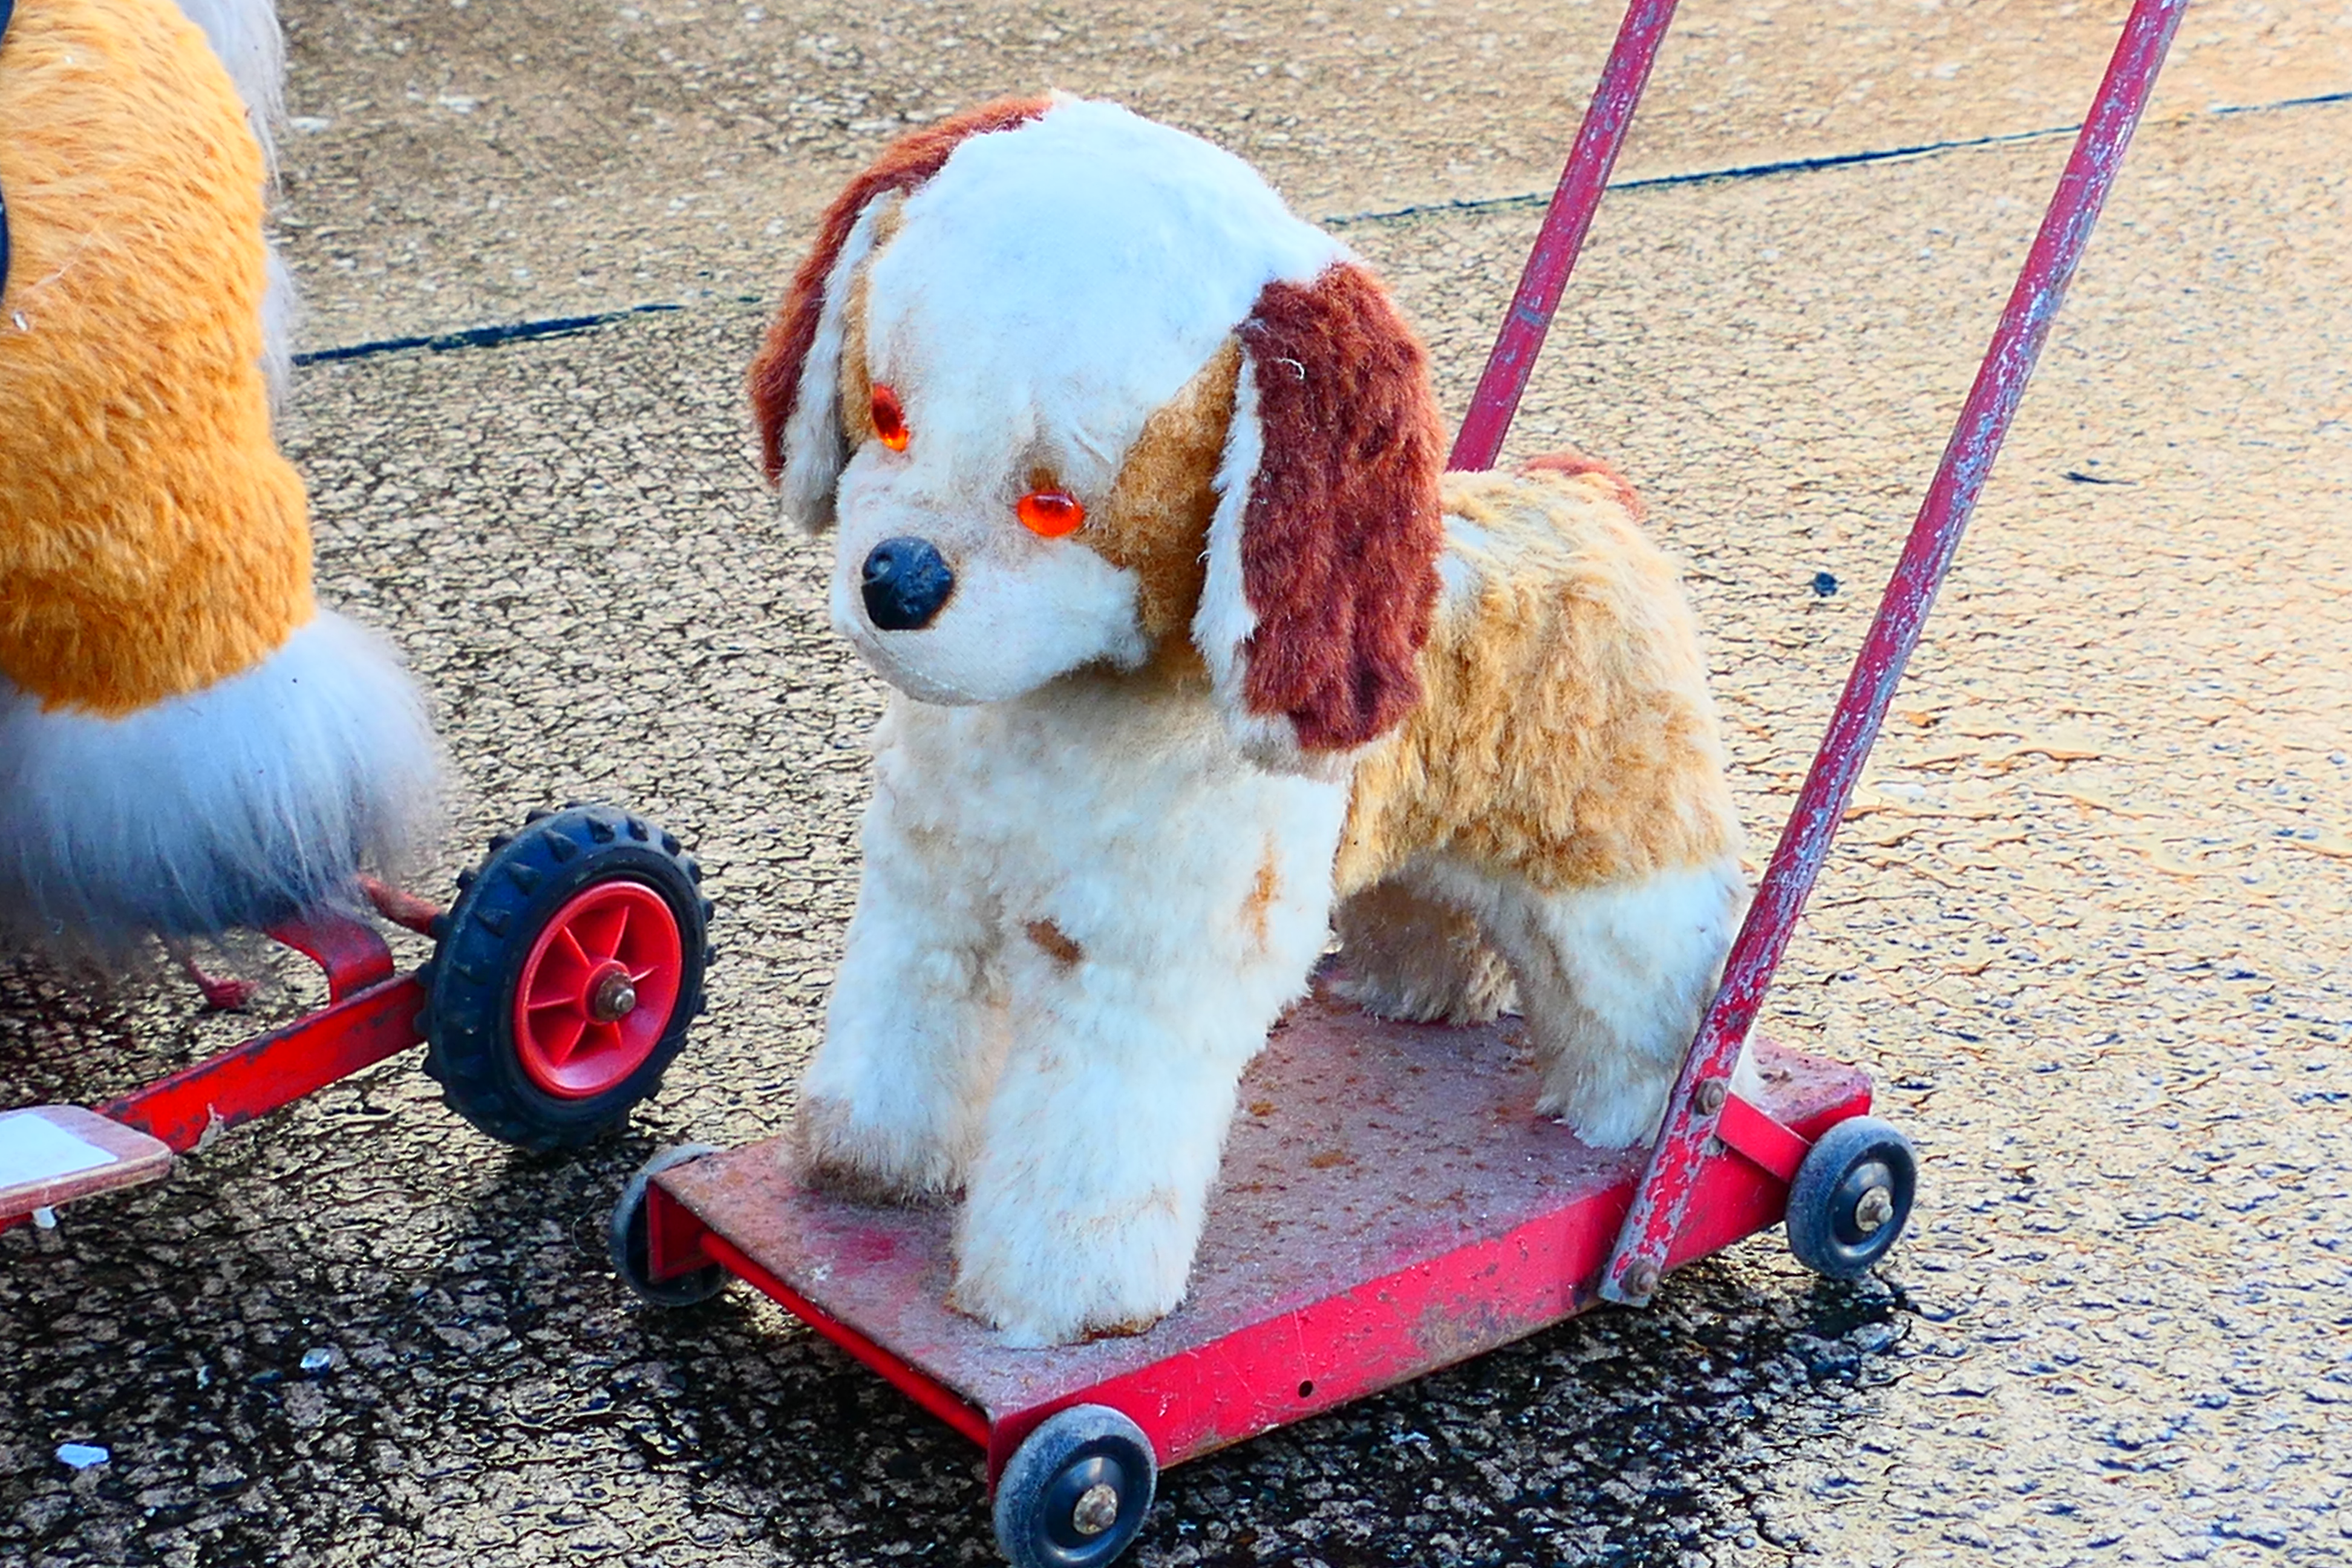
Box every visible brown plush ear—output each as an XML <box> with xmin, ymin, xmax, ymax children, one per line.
<box><xmin>746</xmin><ymin>96</ymin><xmax>1051</xmax><ymax>517</ymax></box>
<box><xmin>1193</xmin><ymin>263</ymin><xmax>1445</xmax><ymax>767</ymax></box>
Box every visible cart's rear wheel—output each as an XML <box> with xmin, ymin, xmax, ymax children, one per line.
<box><xmin>1786</xmin><ymin>1115</ymin><xmax>1916</xmax><ymax>1279</ymax></box>
<box><xmin>424</xmin><ymin>805</ymin><xmax>710</xmax><ymax>1151</ymax></box>
<box><xmin>993</xmin><ymin>1405</ymin><xmax>1157</xmax><ymax>1568</ymax></box>
<box><xmin>610</xmin><ymin>1145</ymin><xmax>728</xmax><ymax>1307</ymax></box>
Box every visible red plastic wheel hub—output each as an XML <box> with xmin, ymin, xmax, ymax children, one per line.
<box><xmin>513</xmin><ymin>880</ymin><xmax>684</xmax><ymax>1099</ymax></box>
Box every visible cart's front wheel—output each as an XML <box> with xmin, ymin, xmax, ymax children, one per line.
<box><xmin>610</xmin><ymin>1145</ymin><xmax>728</xmax><ymax>1307</ymax></box>
<box><xmin>425</xmin><ymin>805</ymin><xmax>710</xmax><ymax>1151</ymax></box>
<box><xmin>1786</xmin><ymin>1115</ymin><xmax>1917</xmax><ymax>1279</ymax></box>
<box><xmin>993</xmin><ymin>1405</ymin><xmax>1157</xmax><ymax>1568</ymax></box>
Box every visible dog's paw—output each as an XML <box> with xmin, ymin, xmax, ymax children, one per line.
<box><xmin>1330</xmin><ymin>881</ymin><xmax>1517</xmax><ymax>1025</ymax></box>
<box><xmin>790</xmin><ymin>1093</ymin><xmax>964</xmax><ymax>1204</ymax></box>
<box><xmin>1536</xmin><ymin>1070</ymin><xmax>1674</xmax><ymax>1151</ymax></box>
<box><xmin>950</xmin><ymin>1189</ymin><xmax>1194</xmax><ymax>1347</ymax></box>
<box><xmin>1330</xmin><ymin>959</ymin><xmax>1515</xmax><ymax>1027</ymax></box>
<box><xmin>1537</xmin><ymin>1041</ymin><xmax>1768</xmax><ymax>1149</ymax></box>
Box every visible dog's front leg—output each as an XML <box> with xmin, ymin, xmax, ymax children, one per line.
<box><xmin>794</xmin><ymin>787</ymin><xmax>1005</xmax><ymax>1203</ymax></box>
<box><xmin>947</xmin><ymin>949</ymin><xmax>1274</xmax><ymax>1347</ymax></box>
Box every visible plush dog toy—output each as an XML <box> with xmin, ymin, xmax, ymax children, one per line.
<box><xmin>751</xmin><ymin>95</ymin><xmax>1749</xmax><ymax>1345</ymax></box>
<box><xmin>0</xmin><ymin>0</ymin><xmax>437</xmax><ymax>970</ymax></box>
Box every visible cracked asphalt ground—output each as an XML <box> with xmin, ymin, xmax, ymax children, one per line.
<box><xmin>4</xmin><ymin>1</ymin><xmax>2350</xmax><ymax>1563</ymax></box>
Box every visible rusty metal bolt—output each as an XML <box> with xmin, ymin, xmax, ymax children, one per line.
<box><xmin>1694</xmin><ymin>1079</ymin><xmax>1729</xmax><ymax>1116</ymax></box>
<box><xmin>1071</xmin><ymin>1482</ymin><xmax>1120</xmax><ymax>1537</ymax></box>
<box><xmin>590</xmin><ymin>970</ymin><xmax>639</xmax><ymax>1022</ymax></box>
<box><xmin>1623</xmin><ymin>1259</ymin><xmax>1662</xmax><ymax>1299</ymax></box>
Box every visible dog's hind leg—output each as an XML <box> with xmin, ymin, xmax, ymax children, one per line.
<box><xmin>1428</xmin><ymin>857</ymin><xmax>1748</xmax><ymax>1149</ymax></box>
<box><xmin>1331</xmin><ymin>877</ymin><xmax>1517</xmax><ymax>1025</ymax></box>
<box><xmin>794</xmin><ymin>794</ymin><xmax>1007</xmax><ymax>1204</ymax></box>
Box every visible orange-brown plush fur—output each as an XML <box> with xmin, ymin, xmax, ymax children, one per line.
<box><xmin>820</xmin><ymin>209</ymin><xmax>1728</xmax><ymax>901</ymax></box>
<box><xmin>765</xmin><ymin>97</ymin><xmax>1748</xmax><ymax>1343</ymax></box>
<box><xmin>0</xmin><ymin>0</ymin><xmax>312</xmax><ymax>716</ymax></box>
<box><xmin>1088</xmin><ymin>341</ymin><xmax>1242</xmax><ymax>658</ymax></box>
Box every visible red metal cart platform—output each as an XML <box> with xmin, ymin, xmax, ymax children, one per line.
<box><xmin>645</xmin><ymin>986</ymin><xmax>1871</xmax><ymax>1478</ymax></box>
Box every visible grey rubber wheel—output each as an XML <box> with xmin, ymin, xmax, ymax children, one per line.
<box><xmin>1786</xmin><ymin>1115</ymin><xmax>1917</xmax><ymax>1279</ymax></box>
<box><xmin>609</xmin><ymin>1144</ymin><xmax>727</xmax><ymax>1307</ymax></box>
<box><xmin>992</xmin><ymin>1405</ymin><xmax>1157</xmax><ymax>1568</ymax></box>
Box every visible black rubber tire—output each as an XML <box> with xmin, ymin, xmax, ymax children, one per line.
<box><xmin>609</xmin><ymin>1145</ymin><xmax>729</xmax><ymax>1307</ymax></box>
<box><xmin>992</xmin><ymin>1405</ymin><xmax>1157</xmax><ymax>1568</ymax></box>
<box><xmin>1786</xmin><ymin>1115</ymin><xmax>1918</xmax><ymax>1279</ymax></box>
<box><xmin>423</xmin><ymin>804</ymin><xmax>710</xmax><ymax>1152</ymax></box>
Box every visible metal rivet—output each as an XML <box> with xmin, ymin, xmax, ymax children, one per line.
<box><xmin>1071</xmin><ymin>1482</ymin><xmax>1119</xmax><ymax>1537</ymax></box>
<box><xmin>1853</xmin><ymin>1184</ymin><xmax>1895</xmax><ymax>1235</ymax></box>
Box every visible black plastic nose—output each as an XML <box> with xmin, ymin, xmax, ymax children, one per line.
<box><xmin>860</xmin><ymin>537</ymin><xmax>955</xmax><ymax>632</ymax></box>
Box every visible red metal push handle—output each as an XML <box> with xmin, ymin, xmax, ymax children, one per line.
<box><xmin>1600</xmin><ymin>0</ymin><xmax>2192</xmax><ymax>1304</ymax></box>
<box><xmin>1447</xmin><ymin>0</ymin><xmax>1683</xmax><ymax>472</ymax></box>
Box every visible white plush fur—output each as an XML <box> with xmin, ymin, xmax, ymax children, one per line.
<box><xmin>827</xmin><ymin>458</ymin><xmax>1151</xmax><ymax>705</ymax></box>
<box><xmin>780</xmin><ymin>194</ymin><xmax>902</xmax><ymax>532</ymax></box>
<box><xmin>803</xmin><ymin>678</ymin><xmax>1350</xmax><ymax>1346</ymax></box>
<box><xmin>865</xmin><ymin>98</ymin><xmax>1342</xmax><ymax>505</ymax></box>
<box><xmin>808</xmin><ymin>100</ymin><xmax>1344</xmax><ymax>711</ymax></box>
<box><xmin>1400</xmin><ymin>855</ymin><xmax>1757</xmax><ymax>1148</ymax></box>
<box><xmin>260</xmin><ymin>239</ymin><xmax>299</xmax><ymax>410</ymax></box>
<box><xmin>0</xmin><ymin>611</ymin><xmax>440</xmax><ymax>952</ymax></box>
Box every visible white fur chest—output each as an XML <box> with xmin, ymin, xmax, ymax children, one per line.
<box><xmin>866</xmin><ymin>675</ymin><xmax>1350</xmax><ymax>976</ymax></box>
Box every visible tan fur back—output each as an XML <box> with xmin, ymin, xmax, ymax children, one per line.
<box><xmin>1336</xmin><ymin>468</ymin><xmax>1740</xmax><ymax>897</ymax></box>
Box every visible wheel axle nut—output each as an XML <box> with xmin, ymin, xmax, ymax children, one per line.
<box><xmin>1852</xmin><ymin>1184</ymin><xmax>1895</xmax><ymax>1235</ymax></box>
<box><xmin>590</xmin><ymin>971</ymin><xmax>638</xmax><ymax>1022</ymax></box>
<box><xmin>1071</xmin><ymin>1482</ymin><xmax>1120</xmax><ymax>1537</ymax></box>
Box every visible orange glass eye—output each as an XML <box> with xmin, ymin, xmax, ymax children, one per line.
<box><xmin>1017</xmin><ymin>489</ymin><xmax>1086</xmax><ymax>537</ymax></box>
<box><xmin>870</xmin><ymin>384</ymin><xmax>909</xmax><ymax>451</ymax></box>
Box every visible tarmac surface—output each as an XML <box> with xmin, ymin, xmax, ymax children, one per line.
<box><xmin>4</xmin><ymin>1</ymin><xmax>2350</xmax><ymax>1564</ymax></box>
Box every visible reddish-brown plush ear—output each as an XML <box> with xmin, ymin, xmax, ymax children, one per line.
<box><xmin>1193</xmin><ymin>263</ymin><xmax>1445</xmax><ymax>766</ymax></box>
<box><xmin>746</xmin><ymin>96</ymin><xmax>1051</xmax><ymax>512</ymax></box>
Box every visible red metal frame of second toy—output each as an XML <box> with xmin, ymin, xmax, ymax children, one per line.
<box><xmin>7</xmin><ymin>802</ymin><xmax>711</xmax><ymax>1233</ymax></box>
<box><xmin>634</xmin><ymin>0</ymin><xmax>2187</xmax><ymax>1507</ymax></box>
<box><xmin>99</xmin><ymin>886</ymin><xmax>443</xmax><ymax>1154</ymax></box>
<box><xmin>0</xmin><ymin>886</ymin><xmax>440</xmax><ymax>1233</ymax></box>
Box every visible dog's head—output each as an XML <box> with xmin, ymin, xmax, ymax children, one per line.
<box><xmin>750</xmin><ymin>96</ymin><xmax>1444</xmax><ymax>769</ymax></box>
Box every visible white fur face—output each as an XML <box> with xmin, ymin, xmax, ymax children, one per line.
<box><xmin>826</xmin><ymin>452</ymin><xmax>1149</xmax><ymax>705</ymax></box>
<box><xmin>820</xmin><ymin>99</ymin><xmax>1344</xmax><ymax>707</ymax></box>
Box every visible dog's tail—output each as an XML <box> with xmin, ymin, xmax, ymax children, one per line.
<box><xmin>1515</xmin><ymin>449</ymin><xmax>1647</xmax><ymax>523</ymax></box>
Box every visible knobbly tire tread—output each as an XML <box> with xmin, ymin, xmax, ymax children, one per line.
<box><xmin>423</xmin><ymin>805</ymin><xmax>711</xmax><ymax>1152</ymax></box>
